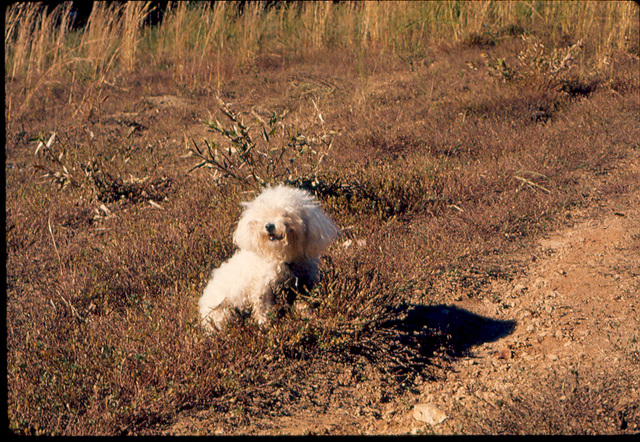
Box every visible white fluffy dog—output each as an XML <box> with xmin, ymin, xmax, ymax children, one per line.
<box><xmin>199</xmin><ymin>185</ymin><xmax>339</xmax><ymax>330</ymax></box>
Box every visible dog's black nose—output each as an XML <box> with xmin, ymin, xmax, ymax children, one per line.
<box><xmin>265</xmin><ymin>223</ymin><xmax>275</xmax><ymax>233</ymax></box>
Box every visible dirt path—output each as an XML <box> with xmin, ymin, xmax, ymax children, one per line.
<box><xmin>407</xmin><ymin>188</ymin><xmax>640</xmax><ymax>434</ymax></box>
<box><xmin>166</xmin><ymin>159</ymin><xmax>639</xmax><ymax>435</ymax></box>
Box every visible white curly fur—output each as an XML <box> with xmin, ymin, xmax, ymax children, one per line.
<box><xmin>199</xmin><ymin>185</ymin><xmax>339</xmax><ymax>330</ymax></box>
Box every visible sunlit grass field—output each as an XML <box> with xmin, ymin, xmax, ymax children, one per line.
<box><xmin>5</xmin><ymin>1</ymin><xmax>639</xmax><ymax>435</ymax></box>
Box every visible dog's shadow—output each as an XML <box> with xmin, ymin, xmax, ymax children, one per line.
<box><xmin>374</xmin><ymin>303</ymin><xmax>516</xmax><ymax>367</ymax></box>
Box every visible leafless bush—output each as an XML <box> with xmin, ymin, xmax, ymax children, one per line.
<box><xmin>188</xmin><ymin>97</ymin><xmax>333</xmax><ymax>192</ymax></box>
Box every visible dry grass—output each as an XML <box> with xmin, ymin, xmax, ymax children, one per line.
<box><xmin>5</xmin><ymin>1</ymin><xmax>637</xmax><ymax>114</ymax></box>
<box><xmin>467</xmin><ymin>370</ymin><xmax>640</xmax><ymax>435</ymax></box>
<box><xmin>5</xmin><ymin>1</ymin><xmax>640</xmax><ymax>436</ymax></box>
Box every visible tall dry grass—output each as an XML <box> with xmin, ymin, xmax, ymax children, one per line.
<box><xmin>77</xmin><ymin>1</ymin><xmax>150</xmax><ymax>77</ymax></box>
<box><xmin>148</xmin><ymin>1</ymin><xmax>228</xmax><ymax>83</ymax></box>
<box><xmin>5</xmin><ymin>1</ymin><xmax>637</xmax><ymax>86</ymax></box>
<box><xmin>5</xmin><ymin>1</ymin><xmax>152</xmax><ymax>117</ymax></box>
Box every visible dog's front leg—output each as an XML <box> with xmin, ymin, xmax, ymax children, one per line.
<box><xmin>252</xmin><ymin>289</ymin><xmax>275</xmax><ymax>325</ymax></box>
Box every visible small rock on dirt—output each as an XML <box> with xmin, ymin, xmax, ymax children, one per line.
<box><xmin>413</xmin><ymin>403</ymin><xmax>447</xmax><ymax>425</ymax></box>
<box><xmin>497</xmin><ymin>347</ymin><xmax>512</xmax><ymax>359</ymax></box>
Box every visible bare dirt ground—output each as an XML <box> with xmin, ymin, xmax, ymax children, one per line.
<box><xmin>164</xmin><ymin>157</ymin><xmax>639</xmax><ymax>435</ymax></box>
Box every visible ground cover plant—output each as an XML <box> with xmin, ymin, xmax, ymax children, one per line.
<box><xmin>5</xmin><ymin>1</ymin><xmax>639</xmax><ymax>435</ymax></box>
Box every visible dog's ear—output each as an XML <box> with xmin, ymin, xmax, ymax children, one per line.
<box><xmin>302</xmin><ymin>205</ymin><xmax>340</xmax><ymax>258</ymax></box>
<box><xmin>233</xmin><ymin>214</ymin><xmax>259</xmax><ymax>252</ymax></box>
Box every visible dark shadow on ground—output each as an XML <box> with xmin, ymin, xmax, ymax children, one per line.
<box><xmin>364</xmin><ymin>303</ymin><xmax>517</xmax><ymax>379</ymax></box>
<box><xmin>384</xmin><ymin>303</ymin><xmax>516</xmax><ymax>358</ymax></box>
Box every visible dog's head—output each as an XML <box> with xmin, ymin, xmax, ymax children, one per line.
<box><xmin>233</xmin><ymin>185</ymin><xmax>339</xmax><ymax>262</ymax></box>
